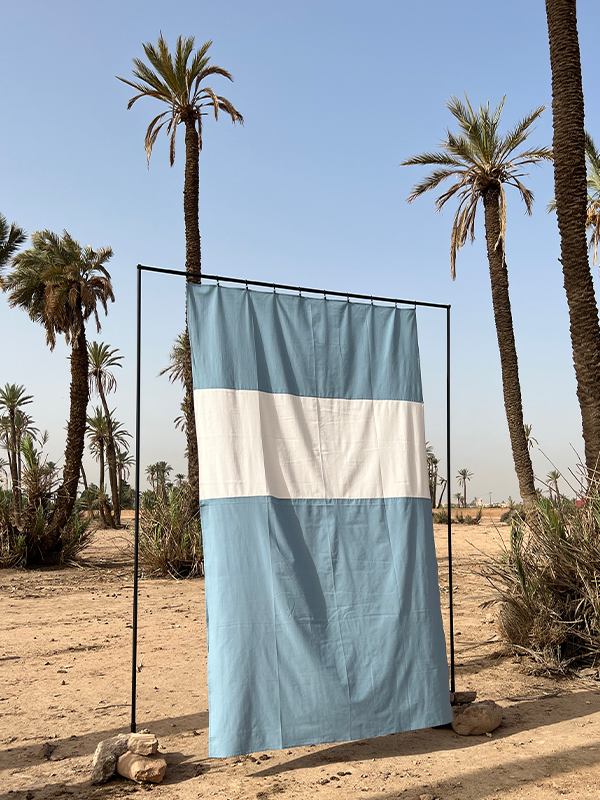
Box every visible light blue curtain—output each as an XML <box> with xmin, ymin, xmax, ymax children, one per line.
<box><xmin>188</xmin><ymin>284</ymin><xmax>452</xmax><ymax>757</ymax></box>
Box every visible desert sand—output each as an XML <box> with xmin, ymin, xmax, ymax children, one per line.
<box><xmin>2</xmin><ymin>513</ymin><xmax>600</xmax><ymax>800</ymax></box>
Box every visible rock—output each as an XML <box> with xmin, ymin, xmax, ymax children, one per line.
<box><xmin>127</xmin><ymin>733</ymin><xmax>159</xmax><ymax>756</ymax></box>
<box><xmin>452</xmin><ymin>690</ymin><xmax>478</xmax><ymax>704</ymax></box>
<box><xmin>91</xmin><ymin>734</ymin><xmax>130</xmax><ymax>784</ymax></box>
<box><xmin>451</xmin><ymin>700</ymin><xmax>503</xmax><ymax>735</ymax></box>
<box><xmin>39</xmin><ymin>742</ymin><xmax>57</xmax><ymax>760</ymax></box>
<box><xmin>116</xmin><ymin>752</ymin><xmax>167</xmax><ymax>784</ymax></box>
<box><xmin>419</xmin><ymin>794</ymin><xmax>436</xmax><ymax>800</ymax></box>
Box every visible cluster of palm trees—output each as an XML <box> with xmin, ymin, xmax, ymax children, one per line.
<box><xmin>402</xmin><ymin>7</ymin><xmax>600</xmax><ymax>506</ymax></box>
<box><xmin>0</xmin><ymin>229</ymin><xmax>116</xmax><ymax>562</ymax></box>
<box><xmin>0</xmin><ymin>34</ymin><xmax>242</xmax><ymax>561</ymax></box>
<box><xmin>85</xmin><ymin>341</ymin><xmax>133</xmax><ymax>527</ymax></box>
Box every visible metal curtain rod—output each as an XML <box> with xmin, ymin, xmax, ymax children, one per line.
<box><xmin>137</xmin><ymin>264</ymin><xmax>451</xmax><ymax>311</ymax></box>
<box><xmin>130</xmin><ymin>263</ymin><xmax>454</xmax><ymax>732</ymax></box>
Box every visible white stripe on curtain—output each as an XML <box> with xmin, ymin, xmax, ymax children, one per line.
<box><xmin>195</xmin><ymin>388</ymin><xmax>429</xmax><ymax>501</ymax></box>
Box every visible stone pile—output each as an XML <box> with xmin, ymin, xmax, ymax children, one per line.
<box><xmin>91</xmin><ymin>732</ymin><xmax>167</xmax><ymax>784</ymax></box>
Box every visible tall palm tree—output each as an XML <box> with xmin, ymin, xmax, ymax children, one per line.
<box><xmin>0</xmin><ymin>384</ymin><xmax>33</xmax><ymax>523</ymax></box>
<box><xmin>118</xmin><ymin>35</ymin><xmax>243</xmax><ymax>514</ymax></box>
<box><xmin>401</xmin><ymin>96</ymin><xmax>552</xmax><ymax>511</ymax></box>
<box><xmin>5</xmin><ymin>230</ymin><xmax>114</xmax><ymax>551</ymax></box>
<box><xmin>545</xmin><ymin>0</ymin><xmax>600</xmax><ymax>477</ymax></box>
<box><xmin>0</xmin><ymin>214</ymin><xmax>26</xmax><ymax>282</ymax></box>
<box><xmin>88</xmin><ymin>341</ymin><xmax>123</xmax><ymax>524</ymax></box>
<box><xmin>456</xmin><ymin>468</ymin><xmax>474</xmax><ymax>509</ymax></box>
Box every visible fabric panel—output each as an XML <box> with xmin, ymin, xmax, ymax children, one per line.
<box><xmin>202</xmin><ymin>496</ymin><xmax>452</xmax><ymax>758</ymax></box>
<box><xmin>187</xmin><ymin>283</ymin><xmax>423</xmax><ymax>402</ymax></box>
<box><xmin>195</xmin><ymin>389</ymin><xmax>429</xmax><ymax>500</ymax></box>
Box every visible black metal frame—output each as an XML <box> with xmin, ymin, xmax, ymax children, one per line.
<box><xmin>130</xmin><ymin>263</ymin><xmax>454</xmax><ymax>733</ymax></box>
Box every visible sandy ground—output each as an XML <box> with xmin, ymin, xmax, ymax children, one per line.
<box><xmin>2</xmin><ymin>512</ymin><xmax>600</xmax><ymax>800</ymax></box>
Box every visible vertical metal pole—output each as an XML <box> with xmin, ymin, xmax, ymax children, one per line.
<box><xmin>131</xmin><ymin>264</ymin><xmax>142</xmax><ymax>733</ymax></box>
<box><xmin>446</xmin><ymin>305</ymin><xmax>455</xmax><ymax>694</ymax></box>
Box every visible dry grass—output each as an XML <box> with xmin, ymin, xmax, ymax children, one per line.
<box><xmin>482</xmin><ymin>488</ymin><xmax>600</xmax><ymax>673</ymax></box>
<box><xmin>139</xmin><ymin>484</ymin><xmax>203</xmax><ymax>578</ymax></box>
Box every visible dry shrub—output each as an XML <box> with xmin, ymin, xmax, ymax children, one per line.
<box><xmin>483</xmin><ymin>489</ymin><xmax>600</xmax><ymax>672</ymax></box>
<box><xmin>139</xmin><ymin>484</ymin><xmax>203</xmax><ymax>578</ymax></box>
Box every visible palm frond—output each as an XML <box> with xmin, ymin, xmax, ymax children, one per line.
<box><xmin>400</xmin><ymin>150</ymin><xmax>464</xmax><ymax>168</ymax></box>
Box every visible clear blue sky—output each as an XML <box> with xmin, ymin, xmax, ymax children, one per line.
<box><xmin>2</xmin><ymin>0</ymin><xmax>599</xmax><ymax>503</ymax></box>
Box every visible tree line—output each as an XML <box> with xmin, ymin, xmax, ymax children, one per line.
<box><xmin>2</xmin><ymin>3</ymin><xmax>599</xmax><ymax>566</ymax></box>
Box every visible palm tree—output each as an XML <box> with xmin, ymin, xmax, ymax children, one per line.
<box><xmin>86</xmin><ymin>407</ymin><xmax>115</xmax><ymax>528</ymax></box>
<box><xmin>116</xmin><ymin>449</ymin><xmax>135</xmax><ymax>509</ymax></box>
<box><xmin>159</xmin><ymin>331</ymin><xmax>186</xmax><ymax>385</ymax></box>
<box><xmin>426</xmin><ymin>442</ymin><xmax>440</xmax><ymax>507</ymax></box>
<box><xmin>0</xmin><ymin>214</ymin><xmax>26</xmax><ymax>281</ymax></box>
<box><xmin>452</xmin><ymin>492</ymin><xmax>463</xmax><ymax>509</ymax></box>
<box><xmin>546</xmin><ymin>469</ymin><xmax>561</xmax><ymax>502</ymax></box>
<box><xmin>456</xmin><ymin>468</ymin><xmax>473</xmax><ymax>509</ymax></box>
<box><xmin>0</xmin><ymin>384</ymin><xmax>33</xmax><ymax>523</ymax></box>
<box><xmin>401</xmin><ymin>96</ymin><xmax>551</xmax><ymax>511</ymax></box>
<box><xmin>6</xmin><ymin>230</ymin><xmax>114</xmax><ymax>552</ymax></box>
<box><xmin>545</xmin><ymin>0</ymin><xmax>600</xmax><ymax>477</ymax></box>
<box><xmin>154</xmin><ymin>460</ymin><xmax>173</xmax><ymax>500</ymax></box>
<box><xmin>118</xmin><ymin>35</ymin><xmax>243</xmax><ymax>514</ymax></box>
<box><xmin>88</xmin><ymin>341</ymin><xmax>123</xmax><ymax>524</ymax></box>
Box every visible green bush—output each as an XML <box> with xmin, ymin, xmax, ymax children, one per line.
<box><xmin>483</xmin><ymin>488</ymin><xmax>600</xmax><ymax>672</ymax></box>
<box><xmin>433</xmin><ymin>507</ymin><xmax>482</xmax><ymax>525</ymax></box>
<box><xmin>139</xmin><ymin>484</ymin><xmax>203</xmax><ymax>578</ymax></box>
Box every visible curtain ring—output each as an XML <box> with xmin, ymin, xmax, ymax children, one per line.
<box><xmin>245</xmin><ymin>279</ymin><xmax>249</xmax><ymax>291</ymax></box>
<box><xmin>370</xmin><ymin>295</ymin><xmax>374</xmax><ymax>305</ymax></box>
<box><xmin>273</xmin><ymin>283</ymin><xmax>276</xmax><ymax>294</ymax></box>
<box><xmin>216</xmin><ymin>278</ymin><xmax>220</xmax><ymax>287</ymax></box>
<box><xmin>347</xmin><ymin>293</ymin><xmax>350</xmax><ymax>303</ymax></box>
<box><xmin>298</xmin><ymin>286</ymin><xmax>302</xmax><ymax>297</ymax></box>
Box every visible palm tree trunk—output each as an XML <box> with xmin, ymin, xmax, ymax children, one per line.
<box><xmin>183</xmin><ymin>116</ymin><xmax>201</xmax><ymax>515</ymax></box>
<box><xmin>80</xmin><ymin>463</ymin><xmax>94</xmax><ymax>520</ymax></box>
<box><xmin>8</xmin><ymin>410</ymin><xmax>20</xmax><ymax>524</ymax></box>
<box><xmin>99</xmin><ymin>442</ymin><xmax>105</xmax><ymax>494</ymax></box>
<box><xmin>44</xmin><ymin>309</ymin><xmax>89</xmax><ymax>553</ymax></box>
<box><xmin>546</xmin><ymin>0</ymin><xmax>600</xmax><ymax>477</ymax></box>
<box><xmin>482</xmin><ymin>187</ymin><xmax>537</xmax><ymax>511</ymax></box>
<box><xmin>97</xmin><ymin>441</ymin><xmax>115</xmax><ymax>528</ymax></box>
<box><xmin>98</xmin><ymin>387</ymin><xmax>120</xmax><ymax>526</ymax></box>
